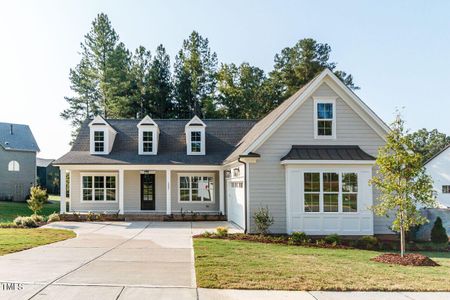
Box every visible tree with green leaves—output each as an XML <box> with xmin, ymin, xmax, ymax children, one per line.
<box><xmin>129</xmin><ymin>45</ymin><xmax>153</xmax><ymax>117</ymax></box>
<box><xmin>217</xmin><ymin>62</ymin><xmax>275</xmax><ymax>119</ymax></box>
<box><xmin>269</xmin><ymin>38</ymin><xmax>357</xmax><ymax>100</ymax></box>
<box><xmin>62</xmin><ymin>13</ymin><xmax>133</xmax><ymax>139</ymax></box>
<box><xmin>148</xmin><ymin>45</ymin><xmax>173</xmax><ymax>118</ymax></box>
<box><xmin>408</xmin><ymin>128</ymin><xmax>450</xmax><ymax>163</ymax></box>
<box><xmin>173</xmin><ymin>31</ymin><xmax>218</xmax><ymax>118</ymax></box>
<box><xmin>370</xmin><ymin>113</ymin><xmax>437</xmax><ymax>257</ymax></box>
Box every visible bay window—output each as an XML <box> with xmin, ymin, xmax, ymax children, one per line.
<box><xmin>82</xmin><ymin>174</ymin><xmax>117</xmax><ymax>202</ymax></box>
<box><xmin>179</xmin><ymin>175</ymin><xmax>214</xmax><ymax>202</ymax></box>
<box><xmin>303</xmin><ymin>171</ymin><xmax>358</xmax><ymax>212</ymax></box>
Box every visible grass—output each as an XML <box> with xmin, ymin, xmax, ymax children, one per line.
<box><xmin>194</xmin><ymin>238</ymin><xmax>450</xmax><ymax>291</ymax></box>
<box><xmin>0</xmin><ymin>195</ymin><xmax>60</xmax><ymax>223</ymax></box>
<box><xmin>0</xmin><ymin>228</ymin><xmax>75</xmax><ymax>256</ymax></box>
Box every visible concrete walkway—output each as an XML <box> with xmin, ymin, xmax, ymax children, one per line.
<box><xmin>0</xmin><ymin>221</ymin><xmax>448</xmax><ymax>300</ymax></box>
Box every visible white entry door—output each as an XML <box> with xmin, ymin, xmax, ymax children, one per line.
<box><xmin>227</xmin><ymin>180</ymin><xmax>245</xmax><ymax>228</ymax></box>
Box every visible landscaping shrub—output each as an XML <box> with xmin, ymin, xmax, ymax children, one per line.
<box><xmin>13</xmin><ymin>216</ymin><xmax>37</xmax><ymax>228</ymax></box>
<box><xmin>27</xmin><ymin>186</ymin><xmax>47</xmax><ymax>216</ymax></box>
<box><xmin>358</xmin><ymin>235</ymin><xmax>379</xmax><ymax>249</ymax></box>
<box><xmin>86</xmin><ymin>211</ymin><xmax>98</xmax><ymax>221</ymax></box>
<box><xmin>31</xmin><ymin>214</ymin><xmax>45</xmax><ymax>223</ymax></box>
<box><xmin>431</xmin><ymin>217</ymin><xmax>448</xmax><ymax>244</ymax></box>
<box><xmin>47</xmin><ymin>213</ymin><xmax>60</xmax><ymax>223</ymax></box>
<box><xmin>216</xmin><ymin>226</ymin><xmax>228</xmax><ymax>237</ymax></box>
<box><xmin>253</xmin><ymin>206</ymin><xmax>274</xmax><ymax>235</ymax></box>
<box><xmin>290</xmin><ymin>231</ymin><xmax>309</xmax><ymax>245</ymax></box>
<box><xmin>324</xmin><ymin>234</ymin><xmax>341</xmax><ymax>245</ymax></box>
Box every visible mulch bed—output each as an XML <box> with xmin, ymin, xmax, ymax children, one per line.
<box><xmin>371</xmin><ymin>253</ymin><xmax>440</xmax><ymax>267</ymax></box>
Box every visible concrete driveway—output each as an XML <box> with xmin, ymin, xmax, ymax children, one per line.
<box><xmin>1</xmin><ymin>221</ymin><xmax>449</xmax><ymax>300</ymax></box>
<box><xmin>0</xmin><ymin>221</ymin><xmax>240</xmax><ymax>300</ymax></box>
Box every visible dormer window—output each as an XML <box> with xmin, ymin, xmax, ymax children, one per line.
<box><xmin>314</xmin><ymin>97</ymin><xmax>336</xmax><ymax>139</ymax></box>
<box><xmin>94</xmin><ymin>131</ymin><xmax>105</xmax><ymax>152</ymax></box>
<box><xmin>89</xmin><ymin>116</ymin><xmax>117</xmax><ymax>155</ymax></box>
<box><xmin>137</xmin><ymin>116</ymin><xmax>159</xmax><ymax>155</ymax></box>
<box><xmin>142</xmin><ymin>131</ymin><xmax>153</xmax><ymax>153</ymax></box>
<box><xmin>186</xmin><ymin>116</ymin><xmax>206</xmax><ymax>155</ymax></box>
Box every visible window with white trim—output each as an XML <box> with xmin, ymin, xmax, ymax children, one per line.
<box><xmin>314</xmin><ymin>99</ymin><xmax>336</xmax><ymax>138</ymax></box>
<box><xmin>142</xmin><ymin>131</ymin><xmax>153</xmax><ymax>153</ymax></box>
<box><xmin>303</xmin><ymin>171</ymin><xmax>358</xmax><ymax>212</ymax></box>
<box><xmin>94</xmin><ymin>131</ymin><xmax>105</xmax><ymax>152</ymax></box>
<box><xmin>82</xmin><ymin>174</ymin><xmax>116</xmax><ymax>201</ymax></box>
<box><xmin>8</xmin><ymin>160</ymin><xmax>20</xmax><ymax>172</ymax></box>
<box><xmin>179</xmin><ymin>175</ymin><xmax>214</xmax><ymax>202</ymax></box>
<box><xmin>190</xmin><ymin>131</ymin><xmax>202</xmax><ymax>153</ymax></box>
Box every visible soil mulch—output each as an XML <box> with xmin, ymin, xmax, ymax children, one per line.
<box><xmin>371</xmin><ymin>253</ymin><xmax>440</xmax><ymax>267</ymax></box>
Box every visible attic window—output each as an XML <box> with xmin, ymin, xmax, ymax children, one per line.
<box><xmin>314</xmin><ymin>98</ymin><xmax>336</xmax><ymax>139</ymax></box>
<box><xmin>94</xmin><ymin>131</ymin><xmax>105</xmax><ymax>152</ymax></box>
<box><xmin>8</xmin><ymin>160</ymin><xmax>20</xmax><ymax>172</ymax></box>
<box><xmin>186</xmin><ymin>116</ymin><xmax>206</xmax><ymax>155</ymax></box>
<box><xmin>142</xmin><ymin>131</ymin><xmax>153</xmax><ymax>153</ymax></box>
<box><xmin>191</xmin><ymin>131</ymin><xmax>202</xmax><ymax>153</ymax></box>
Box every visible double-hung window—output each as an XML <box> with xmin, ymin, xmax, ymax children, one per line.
<box><xmin>191</xmin><ymin>131</ymin><xmax>202</xmax><ymax>153</ymax></box>
<box><xmin>443</xmin><ymin>185</ymin><xmax>450</xmax><ymax>194</ymax></box>
<box><xmin>94</xmin><ymin>131</ymin><xmax>105</xmax><ymax>152</ymax></box>
<box><xmin>179</xmin><ymin>175</ymin><xmax>214</xmax><ymax>202</ymax></box>
<box><xmin>82</xmin><ymin>174</ymin><xmax>116</xmax><ymax>202</ymax></box>
<box><xmin>142</xmin><ymin>131</ymin><xmax>153</xmax><ymax>153</ymax></box>
<box><xmin>303</xmin><ymin>171</ymin><xmax>358</xmax><ymax>213</ymax></box>
<box><xmin>314</xmin><ymin>99</ymin><xmax>336</xmax><ymax>138</ymax></box>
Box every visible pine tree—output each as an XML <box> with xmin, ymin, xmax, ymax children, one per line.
<box><xmin>129</xmin><ymin>45</ymin><xmax>152</xmax><ymax>118</ymax></box>
<box><xmin>148</xmin><ymin>45</ymin><xmax>173</xmax><ymax>118</ymax></box>
<box><xmin>173</xmin><ymin>31</ymin><xmax>218</xmax><ymax>118</ymax></box>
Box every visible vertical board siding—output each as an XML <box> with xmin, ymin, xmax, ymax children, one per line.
<box><xmin>248</xmin><ymin>82</ymin><xmax>391</xmax><ymax>234</ymax></box>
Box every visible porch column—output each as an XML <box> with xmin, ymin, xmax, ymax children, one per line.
<box><xmin>60</xmin><ymin>168</ymin><xmax>66</xmax><ymax>214</ymax></box>
<box><xmin>119</xmin><ymin>169</ymin><xmax>124</xmax><ymax>214</ymax></box>
<box><xmin>166</xmin><ymin>169</ymin><xmax>171</xmax><ymax>215</ymax></box>
<box><xmin>219</xmin><ymin>170</ymin><xmax>224</xmax><ymax>214</ymax></box>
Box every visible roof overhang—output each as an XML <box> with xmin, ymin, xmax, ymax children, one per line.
<box><xmin>281</xmin><ymin>160</ymin><xmax>376</xmax><ymax>165</ymax></box>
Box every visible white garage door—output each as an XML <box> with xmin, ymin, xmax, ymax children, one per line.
<box><xmin>227</xmin><ymin>180</ymin><xmax>245</xmax><ymax>228</ymax></box>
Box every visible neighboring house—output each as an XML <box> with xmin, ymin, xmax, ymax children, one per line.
<box><xmin>54</xmin><ymin>69</ymin><xmax>393</xmax><ymax>235</ymax></box>
<box><xmin>424</xmin><ymin>145</ymin><xmax>450</xmax><ymax>208</ymax></box>
<box><xmin>36</xmin><ymin>158</ymin><xmax>60</xmax><ymax>194</ymax></box>
<box><xmin>0</xmin><ymin>122</ymin><xmax>40</xmax><ymax>201</ymax></box>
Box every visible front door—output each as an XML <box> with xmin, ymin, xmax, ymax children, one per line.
<box><xmin>141</xmin><ymin>174</ymin><xmax>155</xmax><ymax>210</ymax></box>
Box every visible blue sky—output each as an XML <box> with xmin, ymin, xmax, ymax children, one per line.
<box><xmin>1</xmin><ymin>0</ymin><xmax>449</xmax><ymax>158</ymax></box>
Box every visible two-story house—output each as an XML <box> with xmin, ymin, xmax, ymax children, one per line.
<box><xmin>54</xmin><ymin>69</ymin><xmax>393</xmax><ymax>235</ymax></box>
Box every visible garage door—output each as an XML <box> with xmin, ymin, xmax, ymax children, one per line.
<box><xmin>227</xmin><ymin>180</ymin><xmax>245</xmax><ymax>228</ymax></box>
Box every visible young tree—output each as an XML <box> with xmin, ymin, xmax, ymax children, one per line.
<box><xmin>173</xmin><ymin>31</ymin><xmax>218</xmax><ymax>118</ymax></box>
<box><xmin>27</xmin><ymin>186</ymin><xmax>48</xmax><ymax>216</ymax></box>
<box><xmin>408</xmin><ymin>128</ymin><xmax>450</xmax><ymax>163</ymax></box>
<box><xmin>269</xmin><ymin>38</ymin><xmax>358</xmax><ymax>100</ymax></box>
<box><xmin>370</xmin><ymin>113</ymin><xmax>437</xmax><ymax>256</ymax></box>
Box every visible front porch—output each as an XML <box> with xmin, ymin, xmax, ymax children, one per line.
<box><xmin>59</xmin><ymin>165</ymin><xmax>225</xmax><ymax>217</ymax></box>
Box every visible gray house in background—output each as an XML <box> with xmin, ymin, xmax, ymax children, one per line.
<box><xmin>0</xmin><ymin>122</ymin><xmax>40</xmax><ymax>201</ymax></box>
<box><xmin>37</xmin><ymin>158</ymin><xmax>60</xmax><ymax>194</ymax></box>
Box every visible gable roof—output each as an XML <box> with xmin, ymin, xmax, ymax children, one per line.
<box><xmin>36</xmin><ymin>158</ymin><xmax>55</xmax><ymax>167</ymax></box>
<box><xmin>224</xmin><ymin>68</ymin><xmax>389</xmax><ymax>163</ymax></box>
<box><xmin>281</xmin><ymin>145</ymin><xmax>376</xmax><ymax>161</ymax></box>
<box><xmin>54</xmin><ymin>119</ymin><xmax>257</xmax><ymax>165</ymax></box>
<box><xmin>0</xmin><ymin>122</ymin><xmax>40</xmax><ymax>152</ymax></box>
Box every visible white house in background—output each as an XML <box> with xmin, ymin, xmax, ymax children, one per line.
<box><xmin>424</xmin><ymin>145</ymin><xmax>450</xmax><ymax>208</ymax></box>
<box><xmin>54</xmin><ymin>68</ymin><xmax>394</xmax><ymax>235</ymax></box>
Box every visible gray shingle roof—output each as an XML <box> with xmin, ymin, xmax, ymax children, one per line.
<box><xmin>281</xmin><ymin>145</ymin><xmax>376</xmax><ymax>161</ymax></box>
<box><xmin>36</xmin><ymin>158</ymin><xmax>55</xmax><ymax>167</ymax></box>
<box><xmin>0</xmin><ymin>122</ymin><xmax>40</xmax><ymax>152</ymax></box>
<box><xmin>54</xmin><ymin>119</ymin><xmax>258</xmax><ymax>165</ymax></box>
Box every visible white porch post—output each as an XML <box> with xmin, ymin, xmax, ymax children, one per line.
<box><xmin>219</xmin><ymin>170</ymin><xmax>224</xmax><ymax>214</ymax></box>
<box><xmin>166</xmin><ymin>169</ymin><xmax>171</xmax><ymax>215</ymax></box>
<box><xmin>60</xmin><ymin>168</ymin><xmax>66</xmax><ymax>214</ymax></box>
<box><xmin>119</xmin><ymin>169</ymin><xmax>124</xmax><ymax>214</ymax></box>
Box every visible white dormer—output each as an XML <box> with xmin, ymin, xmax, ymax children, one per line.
<box><xmin>185</xmin><ymin>116</ymin><xmax>206</xmax><ymax>155</ymax></box>
<box><xmin>137</xmin><ymin>115</ymin><xmax>159</xmax><ymax>155</ymax></box>
<box><xmin>89</xmin><ymin>116</ymin><xmax>117</xmax><ymax>155</ymax></box>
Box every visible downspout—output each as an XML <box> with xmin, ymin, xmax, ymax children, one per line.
<box><xmin>238</xmin><ymin>157</ymin><xmax>248</xmax><ymax>234</ymax></box>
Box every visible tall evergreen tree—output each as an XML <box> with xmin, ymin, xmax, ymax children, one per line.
<box><xmin>217</xmin><ymin>62</ymin><xmax>275</xmax><ymax>119</ymax></box>
<box><xmin>269</xmin><ymin>38</ymin><xmax>357</xmax><ymax>100</ymax></box>
<box><xmin>173</xmin><ymin>31</ymin><xmax>218</xmax><ymax>118</ymax></box>
<box><xmin>129</xmin><ymin>45</ymin><xmax>152</xmax><ymax>117</ymax></box>
<box><xmin>148</xmin><ymin>45</ymin><xmax>173</xmax><ymax>118</ymax></box>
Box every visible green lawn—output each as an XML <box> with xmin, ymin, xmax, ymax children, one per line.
<box><xmin>0</xmin><ymin>195</ymin><xmax>60</xmax><ymax>223</ymax></box>
<box><xmin>0</xmin><ymin>228</ymin><xmax>75</xmax><ymax>256</ymax></box>
<box><xmin>194</xmin><ymin>238</ymin><xmax>450</xmax><ymax>291</ymax></box>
